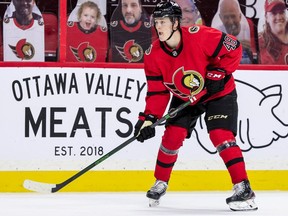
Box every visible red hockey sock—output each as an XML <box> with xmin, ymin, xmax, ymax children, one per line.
<box><xmin>220</xmin><ymin>148</ymin><xmax>248</xmax><ymax>184</ymax></box>
<box><xmin>210</xmin><ymin>129</ymin><xmax>248</xmax><ymax>184</ymax></box>
<box><xmin>154</xmin><ymin>150</ymin><xmax>178</xmax><ymax>182</ymax></box>
<box><xmin>154</xmin><ymin>125</ymin><xmax>187</xmax><ymax>182</ymax></box>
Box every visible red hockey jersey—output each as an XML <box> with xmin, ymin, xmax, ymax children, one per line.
<box><xmin>66</xmin><ymin>22</ymin><xmax>108</xmax><ymax>62</ymax></box>
<box><xmin>143</xmin><ymin>25</ymin><xmax>242</xmax><ymax>119</ymax></box>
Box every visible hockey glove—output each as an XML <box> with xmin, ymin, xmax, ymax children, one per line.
<box><xmin>205</xmin><ymin>67</ymin><xmax>226</xmax><ymax>95</ymax></box>
<box><xmin>134</xmin><ymin>112</ymin><xmax>157</xmax><ymax>143</ymax></box>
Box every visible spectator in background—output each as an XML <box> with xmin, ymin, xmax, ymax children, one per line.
<box><xmin>3</xmin><ymin>0</ymin><xmax>44</xmax><ymax>61</ymax></box>
<box><xmin>174</xmin><ymin>0</ymin><xmax>203</xmax><ymax>26</ymax></box>
<box><xmin>258</xmin><ymin>0</ymin><xmax>288</xmax><ymax>64</ymax></box>
<box><xmin>66</xmin><ymin>1</ymin><xmax>108</xmax><ymax>62</ymax></box>
<box><xmin>109</xmin><ymin>0</ymin><xmax>153</xmax><ymax>63</ymax></box>
<box><xmin>12</xmin><ymin>0</ymin><xmax>42</xmax><ymax>25</ymax></box>
<box><xmin>211</xmin><ymin>0</ymin><xmax>254</xmax><ymax>64</ymax></box>
<box><xmin>78</xmin><ymin>1</ymin><xmax>101</xmax><ymax>31</ymax></box>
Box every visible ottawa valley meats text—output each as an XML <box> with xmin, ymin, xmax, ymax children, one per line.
<box><xmin>10</xmin><ymin>72</ymin><xmax>147</xmax><ymax>138</ymax></box>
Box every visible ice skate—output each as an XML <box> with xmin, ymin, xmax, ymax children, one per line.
<box><xmin>146</xmin><ymin>180</ymin><xmax>168</xmax><ymax>207</ymax></box>
<box><xmin>226</xmin><ymin>179</ymin><xmax>258</xmax><ymax>211</ymax></box>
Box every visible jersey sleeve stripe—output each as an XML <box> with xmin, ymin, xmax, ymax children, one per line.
<box><xmin>211</xmin><ymin>32</ymin><xmax>226</xmax><ymax>58</ymax></box>
<box><xmin>147</xmin><ymin>90</ymin><xmax>170</xmax><ymax>96</ymax></box>
<box><xmin>146</xmin><ymin>75</ymin><xmax>163</xmax><ymax>81</ymax></box>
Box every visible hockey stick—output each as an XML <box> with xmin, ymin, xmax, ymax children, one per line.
<box><xmin>23</xmin><ymin>90</ymin><xmax>207</xmax><ymax>193</ymax></box>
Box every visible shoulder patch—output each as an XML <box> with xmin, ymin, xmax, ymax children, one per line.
<box><xmin>188</xmin><ymin>26</ymin><xmax>200</xmax><ymax>34</ymax></box>
<box><xmin>145</xmin><ymin>44</ymin><xmax>153</xmax><ymax>55</ymax></box>
<box><xmin>144</xmin><ymin>21</ymin><xmax>151</xmax><ymax>28</ymax></box>
<box><xmin>110</xmin><ymin>20</ymin><xmax>118</xmax><ymax>27</ymax></box>
<box><xmin>223</xmin><ymin>35</ymin><xmax>237</xmax><ymax>51</ymax></box>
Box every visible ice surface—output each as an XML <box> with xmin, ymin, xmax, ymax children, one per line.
<box><xmin>0</xmin><ymin>191</ymin><xmax>287</xmax><ymax>216</ymax></box>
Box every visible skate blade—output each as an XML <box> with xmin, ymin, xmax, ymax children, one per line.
<box><xmin>228</xmin><ymin>199</ymin><xmax>258</xmax><ymax>211</ymax></box>
<box><xmin>149</xmin><ymin>198</ymin><xmax>160</xmax><ymax>207</ymax></box>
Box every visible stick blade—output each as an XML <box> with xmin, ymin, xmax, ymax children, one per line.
<box><xmin>23</xmin><ymin>179</ymin><xmax>56</xmax><ymax>193</ymax></box>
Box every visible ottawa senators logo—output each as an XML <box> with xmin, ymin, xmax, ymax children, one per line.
<box><xmin>115</xmin><ymin>40</ymin><xmax>143</xmax><ymax>62</ymax></box>
<box><xmin>188</xmin><ymin>26</ymin><xmax>200</xmax><ymax>34</ymax></box>
<box><xmin>164</xmin><ymin>67</ymin><xmax>204</xmax><ymax>98</ymax></box>
<box><xmin>110</xmin><ymin>20</ymin><xmax>118</xmax><ymax>27</ymax></box>
<box><xmin>8</xmin><ymin>38</ymin><xmax>35</xmax><ymax>60</ymax></box>
<box><xmin>145</xmin><ymin>44</ymin><xmax>153</xmax><ymax>55</ymax></box>
<box><xmin>67</xmin><ymin>21</ymin><xmax>74</xmax><ymax>27</ymax></box>
<box><xmin>70</xmin><ymin>42</ymin><xmax>96</xmax><ymax>62</ymax></box>
<box><xmin>144</xmin><ymin>21</ymin><xmax>151</xmax><ymax>28</ymax></box>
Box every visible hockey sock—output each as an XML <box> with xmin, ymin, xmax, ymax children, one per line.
<box><xmin>155</xmin><ymin>150</ymin><xmax>178</xmax><ymax>182</ymax></box>
<box><xmin>210</xmin><ymin>129</ymin><xmax>248</xmax><ymax>184</ymax></box>
<box><xmin>154</xmin><ymin>125</ymin><xmax>186</xmax><ymax>182</ymax></box>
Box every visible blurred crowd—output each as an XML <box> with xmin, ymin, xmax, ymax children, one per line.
<box><xmin>0</xmin><ymin>0</ymin><xmax>287</xmax><ymax>65</ymax></box>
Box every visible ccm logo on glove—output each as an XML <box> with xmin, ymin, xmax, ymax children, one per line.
<box><xmin>205</xmin><ymin>67</ymin><xmax>226</xmax><ymax>94</ymax></box>
<box><xmin>206</xmin><ymin>68</ymin><xmax>226</xmax><ymax>80</ymax></box>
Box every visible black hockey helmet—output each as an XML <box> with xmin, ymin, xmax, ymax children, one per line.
<box><xmin>153</xmin><ymin>1</ymin><xmax>182</xmax><ymax>19</ymax></box>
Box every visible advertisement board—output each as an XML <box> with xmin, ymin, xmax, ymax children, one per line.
<box><xmin>0</xmin><ymin>67</ymin><xmax>287</xmax><ymax>191</ymax></box>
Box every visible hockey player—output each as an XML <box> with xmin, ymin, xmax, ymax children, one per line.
<box><xmin>134</xmin><ymin>1</ymin><xmax>258</xmax><ymax>211</ymax></box>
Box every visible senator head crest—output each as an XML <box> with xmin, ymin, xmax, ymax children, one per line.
<box><xmin>9</xmin><ymin>39</ymin><xmax>35</xmax><ymax>60</ymax></box>
<box><xmin>164</xmin><ymin>67</ymin><xmax>204</xmax><ymax>98</ymax></box>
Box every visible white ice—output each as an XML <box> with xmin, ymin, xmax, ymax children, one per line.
<box><xmin>0</xmin><ymin>191</ymin><xmax>287</xmax><ymax>216</ymax></box>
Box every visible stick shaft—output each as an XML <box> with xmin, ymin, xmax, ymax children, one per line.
<box><xmin>53</xmin><ymin>99</ymin><xmax>192</xmax><ymax>192</ymax></box>
<box><xmin>53</xmin><ymin>136</ymin><xmax>137</xmax><ymax>192</ymax></box>
<box><xmin>25</xmin><ymin>89</ymin><xmax>207</xmax><ymax>193</ymax></box>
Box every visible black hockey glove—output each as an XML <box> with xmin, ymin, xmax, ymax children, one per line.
<box><xmin>205</xmin><ymin>66</ymin><xmax>226</xmax><ymax>95</ymax></box>
<box><xmin>134</xmin><ymin>112</ymin><xmax>157</xmax><ymax>143</ymax></box>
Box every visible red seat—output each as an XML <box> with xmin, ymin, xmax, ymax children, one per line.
<box><xmin>42</xmin><ymin>12</ymin><xmax>58</xmax><ymax>61</ymax></box>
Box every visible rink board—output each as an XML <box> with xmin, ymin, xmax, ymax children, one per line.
<box><xmin>0</xmin><ymin>67</ymin><xmax>288</xmax><ymax>192</ymax></box>
<box><xmin>1</xmin><ymin>170</ymin><xmax>288</xmax><ymax>192</ymax></box>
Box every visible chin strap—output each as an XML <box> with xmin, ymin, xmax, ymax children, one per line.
<box><xmin>165</xmin><ymin>29</ymin><xmax>177</xmax><ymax>41</ymax></box>
<box><xmin>156</xmin><ymin>17</ymin><xmax>180</xmax><ymax>42</ymax></box>
<box><xmin>166</xmin><ymin>17</ymin><xmax>179</xmax><ymax>41</ymax></box>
